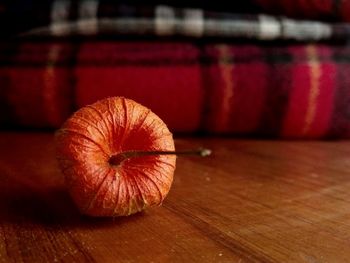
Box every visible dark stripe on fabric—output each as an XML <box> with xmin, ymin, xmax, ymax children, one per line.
<box><xmin>1</xmin><ymin>42</ymin><xmax>345</xmax><ymax>67</ymax></box>
<box><xmin>97</xmin><ymin>0</ymin><xmax>118</xmax><ymax>18</ymax></box>
<box><xmin>197</xmin><ymin>43</ymin><xmax>212</xmax><ymax>134</ymax></box>
<box><xmin>255</xmin><ymin>47</ymin><xmax>293</xmax><ymax>137</ymax></box>
<box><xmin>0</xmin><ymin>41</ymin><xmax>200</xmax><ymax>67</ymax></box>
<box><xmin>327</xmin><ymin>47</ymin><xmax>350</xmax><ymax>138</ymax></box>
<box><xmin>332</xmin><ymin>50</ymin><xmax>350</xmax><ymax>62</ymax></box>
<box><xmin>0</xmin><ymin>58</ymin><xmax>199</xmax><ymax>67</ymax></box>
<box><xmin>333</xmin><ymin>0</ymin><xmax>343</xmax><ymax>21</ymax></box>
<box><xmin>67</xmin><ymin>41</ymin><xmax>80</xmax><ymax>113</ymax></box>
<box><xmin>68</xmin><ymin>0</ymin><xmax>79</xmax><ymax>22</ymax></box>
<box><xmin>0</xmin><ymin>41</ymin><xmax>20</xmax><ymax>127</ymax></box>
<box><xmin>102</xmin><ymin>0</ymin><xmax>261</xmax><ymax>13</ymax></box>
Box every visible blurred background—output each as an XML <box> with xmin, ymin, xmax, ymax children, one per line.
<box><xmin>1</xmin><ymin>0</ymin><xmax>350</xmax><ymax>139</ymax></box>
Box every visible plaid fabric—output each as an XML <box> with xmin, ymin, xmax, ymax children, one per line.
<box><xmin>3</xmin><ymin>1</ymin><xmax>350</xmax><ymax>23</ymax></box>
<box><xmin>1</xmin><ymin>1</ymin><xmax>350</xmax><ymax>41</ymax></box>
<box><xmin>1</xmin><ymin>40</ymin><xmax>350</xmax><ymax>139</ymax></box>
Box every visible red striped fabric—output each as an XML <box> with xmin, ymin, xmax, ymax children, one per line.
<box><xmin>1</xmin><ymin>41</ymin><xmax>350</xmax><ymax>139</ymax></box>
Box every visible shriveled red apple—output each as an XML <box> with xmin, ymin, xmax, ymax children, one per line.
<box><xmin>55</xmin><ymin>97</ymin><xmax>209</xmax><ymax>217</ymax></box>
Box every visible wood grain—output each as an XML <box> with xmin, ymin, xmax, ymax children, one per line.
<box><xmin>1</xmin><ymin>132</ymin><xmax>350</xmax><ymax>262</ymax></box>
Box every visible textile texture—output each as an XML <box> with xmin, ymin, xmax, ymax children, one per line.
<box><xmin>1</xmin><ymin>2</ymin><xmax>350</xmax><ymax>42</ymax></box>
<box><xmin>1</xmin><ymin>41</ymin><xmax>350</xmax><ymax>138</ymax></box>
<box><xmin>0</xmin><ymin>0</ymin><xmax>350</xmax><ymax>22</ymax></box>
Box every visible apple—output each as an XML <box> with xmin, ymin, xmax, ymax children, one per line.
<box><xmin>55</xmin><ymin>97</ymin><xmax>177</xmax><ymax>217</ymax></box>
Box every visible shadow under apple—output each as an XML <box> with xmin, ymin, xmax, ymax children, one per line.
<box><xmin>0</xmin><ymin>182</ymin><xmax>146</xmax><ymax>229</ymax></box>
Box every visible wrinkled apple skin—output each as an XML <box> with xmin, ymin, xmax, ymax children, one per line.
<box><xmin>55</xmin><ymin>97</ymin><xmax>176</xmax><ymax>217</ymax></box>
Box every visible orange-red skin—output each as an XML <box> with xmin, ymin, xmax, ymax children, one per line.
<box><xmin>55</xmin><ymin>97</ymin><xmax>176</xmax><ymax>217</ymax></box>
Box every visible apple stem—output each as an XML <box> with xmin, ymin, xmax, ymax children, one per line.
<box><xmin>109</xmin><ymin>148</ymin><xmax>211</xmax><ymax>166</ymax></box>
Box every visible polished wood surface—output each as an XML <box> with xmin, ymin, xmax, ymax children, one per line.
<box><xmin>1</xmin><ymin>132</ymin><xmax>350</xmax><ymax>262</ymax></box>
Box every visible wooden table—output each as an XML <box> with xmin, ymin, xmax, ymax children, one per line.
<box><xmin>1</xmin><ymin>132</ymin><xmax>350</xmax><ymax>262</ymax></box>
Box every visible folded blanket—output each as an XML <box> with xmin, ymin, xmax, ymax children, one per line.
<box><xmin>1</xmin><ymin>40</ymin><xmax>350</xmax><ymax>139</ymax></box>
<box><xmin>1</xmin><ymin>2</ymin><xmax>350</xmax><ymax>42</ymax></box>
